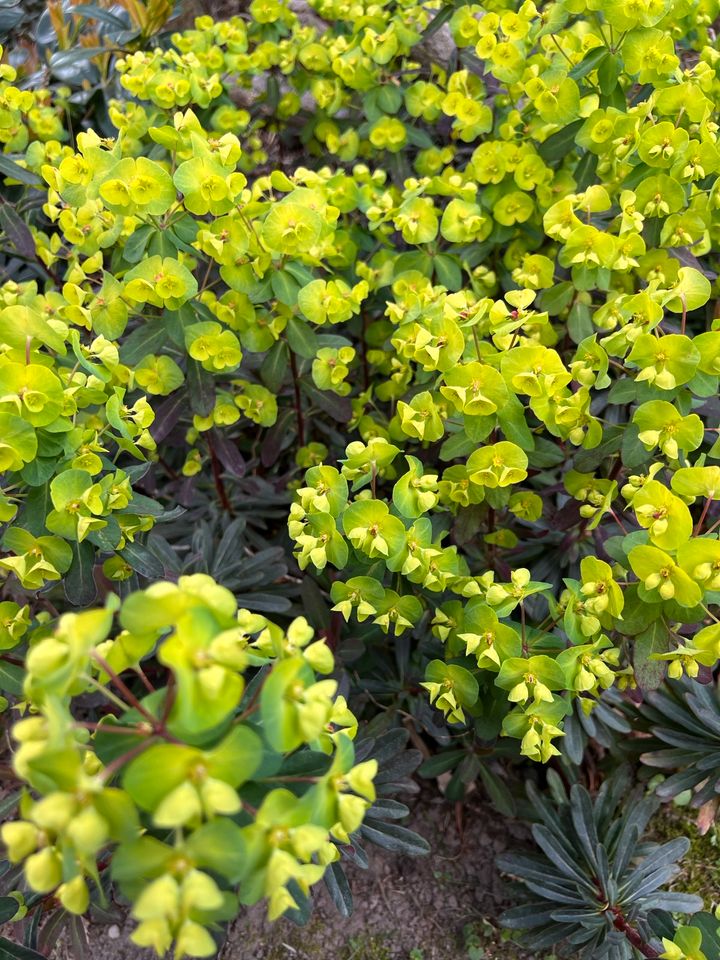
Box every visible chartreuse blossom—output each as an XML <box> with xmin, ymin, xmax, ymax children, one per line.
<box><xmin>3</xmin><ymin>1</ymin><xmax>720</xmax><ymax>949</ymax></box>
<box><xmin>1</xmin><ymin>576</ymin><xmax>374</xmax><ymax>951</ymax></box>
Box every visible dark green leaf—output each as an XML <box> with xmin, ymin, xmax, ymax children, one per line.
<box><xmin>0</xmin><ymin>938</ymin><xmax>46</xmax><ymax>960</ymax></box>
<box><xmin>120</xmin><ymin>540</ymin><xmax>165</xmax><ymax>580</ymax></box>
<box><xmin>260</xmin><ymin>339</ymin><xmax>288</xmax><ymax>392</ymax></box>
<box><xmin>537</xmin><ymin>119</ymin><xmax>583</xmax><ymax>163</ymax></box>
<box><xmin>360</xmin><ymin>819</ymin><xmax>430</xmax><ymax>856</ymax></box>
<box><xmin>71</xmin><ymin>4</ymin><xmax>128</xmax><ymax>27</ymax></box>
<box><xmin>0</xmin><ymin>899</ymin><xmax>19</xmax><ymax>924</ymax></box>
<box><xmin>574</xmin><ymin>151</ymin><xmax>599</xmax><ymax>191</ymax></box>
<box><xmin>633</xmin><ymin>620</ymin><xmax>670</xmax><ymax>690</ymax></box>
<box><xmin>120</xmin><ymin>320</ymin><xmax>168</xmax><ymax>366</ymax></box>
<box><xmin>537</xmin><ymin>281</ymin><xmax>574</xmax><ymax>316</ymax></box>
<box><xmin>417</xmin><ymin>4</ymin><xmax>454</xmax><ymax>42</ymax></box>
<box><xmin>570</xmin><ymin>47</ymin><xmax>608</xmax><ymax>80</ymax></box>
<box><xmin>122</xmin><ymin>224</ymin><xmax>154</xmax><ymax>264</ymax></box>
<box><xmin>324</xmin><ymin>862</ymin><xmax>353</xmax><ymax>918</ymax></box>
<box><xmin>65</xmin><ymin>541</ymin><xmax>97</xmax><ymax>607</ymax></box>
<box><xmin>49</xmin><ymin>46</ymin><xmax>114</xmax><ymax>70</ymax></box>
<box><xmin>0</xmin><ymin>155</ymin><xmax>42</xmax><ymax>188</ymax></box>
<box><xmin>186</xmin><ymin>358</ymin><xmax>216</xmax><ymax>417</ymax></box>
<box><xmin>286</xmin><ymin>317</ymin><xmax>318</xmax><ymax>359</ymax></box>
<box><xmin>0</xmin><ymin>197</ymin><xmax>36</xmax><ymax>259</ymax></box>
<box><xmin>300</xmin><ymin>381</ymin><xmax>351</xmax><ymax>422</ymax></box>
<box><xmin>271</xmin><ymin>270</ymin><xmax>300</xmax><ymax>308</ymax></box>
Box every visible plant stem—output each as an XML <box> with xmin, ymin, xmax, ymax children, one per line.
<box><xmin>609</xmin><ymin>908</ymin><xmax>659</xmax><ymax>958</ymax></box>
<box><xmin>694</xmin><ymin>496</ymin><xmax>712</xmax><ymax>535</ymax></box>
<box><xmin>100</xmin><ymin>739</ymin><xmax>155</xmax><ymax>783</ymax></box>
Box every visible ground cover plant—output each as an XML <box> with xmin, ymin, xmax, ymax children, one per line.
<box><xmin>1</xmin><ymin>0</ymin><xmax>720</xmax><ymax>956</ymax></box>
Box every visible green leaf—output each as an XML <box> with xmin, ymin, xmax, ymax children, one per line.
<box><xmin>417</xmin><ymin>4</ymin><xmax>454</xmax><ymax>42</ymax></box>
<box><xmin>122</xmin><ymin>224</ymin><xmax>154</xmax><ymax>264</ymax></box>
<box><xmin>260</xmin><ymin>339</ymin><xmax>288</xmax><ymax>392</ymax></box>
<box><xmin>633</xmin><ymin>620</ymin><xmax>670</xmax><ymax>690</ymax></box>
<box><xmin>286</xmin><ymin>317</ymin><xmax>318</xmax><ymax>359</ymax></box>
<box><xmin>360</xmin><ymin>819</ymin><xmax>430</xmax><ymax>856</ymax></box>
<box><xmin>573</xmin><ymin>425</ymin><xmax>623</xmax><ymax>472</ymax></box>
<box><xmin>570</xmin><ymin>46</ymin><xmax>608</xmax><ymax>80</ymax></box>
<box><xmin>0</xmin><ymin>155</ymin><xmax>42</xmax><ymax>188</ymax></box>
<box><xmin>497</xmin><ymin>393</ymin><xmax>535</xmax><ymax>451</ymax></box>
<box><xmin>0</xmin><ymin>899</ymin><xmax>19</xmax><ymax>924</ymax></box>
<box><xmin>0</xmin><ymin>661</ymin><xmax>23</xmax><ymax>696</ymax></box>
<box><xmin>120</xmin><ymin>540</ymin><xmax>165</xmax><ymax>580</ymax></box>
<box><xmin>271</xmin><ymin>269</ymin><xmax>300</xmax><ymax>308</ymax></box>
<box><xmin>434</xmin><ymin>254</ymin><xmax>462</xmax><ymax>290</ymax></box>
<box><xmin>574</xmin><ymin>151</ymin><xmax>599</xmax><ymax>191</ymax></box>
<box><xmin>418</xmin><ymin>749</ymin><xmax>466</xmax><ymax>777</ymax></box>
<box><xmin>537</xmin><ymin>119</ymin><xmax>583</xmax><ymax>163</ymax></box>
<box><xmin>120</xmin><ymin>320</ymin><xmax>168</xmax><ymax>366</ymax></box>
<box><xmin>537</xmin><ymin>281</ymin><xmax>574</xmax><ymax>316</ymax></box>
<box><xmin>0</xmin><ymin>938</ymin><xmax>46</xmax><ymax>960</ymax></box>
<box><xmin>478</xmin><ymin>764</ymin><xmax>517</xmax><ymax>817</ymax></box>
<box><xmin>186</xmin><ymin>358</ymin><xmax>216</xmax><ymax>417</ymax></box>
<box><xmin>71</xmin><ymin>4</ymin><xmax>129</xmax><ymax>27</ymax></box>
<box><xmin>0</xmin><ymin>197</ymin><xmax>36</xmax><ymax>259</ymax></box>
<box><xmin>49</xmin><ymin>46</ymin><xmax>114</xmax><ymax>70</ymax></box>
<box><xmin>567</xmin><ymin>301</ymin><xmax>593</xmax><ymax>344</ymax></box>
<box><xmin>323</xmin><ymin>862</ymin><xmax>353</xmax><ymax>918</ymax></box>
<box><xmin>64</xmin><ymin>541</ymin><xmax>98</xmax><ymax>607</ymax></box>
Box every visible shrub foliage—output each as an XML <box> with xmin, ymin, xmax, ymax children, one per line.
<box><xmin>0</xmin><ymin>0</ymin><xmax>720</xmax><ymax>955</ymax></box>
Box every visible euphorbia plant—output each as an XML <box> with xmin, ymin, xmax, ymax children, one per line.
<box><xmin>0</xmin><ymin>0</ymin><xmax>720</xmax><ymax>954</ymax></box>
<box><xmin>1</xmin><ymin>575</ymin><xmax>377</xmax><ymax>954</ymax></box>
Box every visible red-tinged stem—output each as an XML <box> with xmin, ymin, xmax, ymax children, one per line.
<box><xmin>609</xmin><ymin>908</ymin><xmax>659</xmax><ymax>958</ymax></box>
<box><xmin>694</xmin><ymin>497</ymin><xmax>712</xmax><ymax>536</ymax></box>
<box><xmin>100</xmin><ymin>739</ymin><xmax>155</xmax><ymax>783</ymax></box>
<box><xmin>160</xmin><ymin>672</ymin><xmax>176</xmax><ymax>727</ymax></box>
<box><xmin>680</xmin><ymin>293</ymin><xmax>687</xmax><ymax>336</ymax></box>
<box><xmin>136</xmin><ymin>665</ymin><xmax>156</xmax><ymax>694</ymax></box>
<box><xmin>610</xmin><ymin>508</ymin><xmax>629</xmax><ymax>534</ymax></box>
<box><xmin>91</xmin><ymin>652</ymin><xmax>180</xmax><ymax>742</ymax></box>
<box><xmin>74</xmin><ymin>721</ymin><xmax>151</xmax><ymax>736</ymax></box>
<box><xmin>91</xmin><ymin>651</ymin><xmax>157</xmax><ymax>725</ymax></box>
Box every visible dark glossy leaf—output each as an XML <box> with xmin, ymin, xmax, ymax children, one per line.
<box><xmin>633</xmin><ymin>620</ymin><xmax>670</xmax><ymax>691</ymax></box>
<box><xmin>208</xmin><ymin>429</ymin><xmax>245</xmax><ymax>478</ymax></box>
<box><xmin>122</xmin><ymin>224</ymin><xmax>154</xmax><ymax>264</ymax></box>
<box><xmin>0</xmin><ymin>155</ymin><xmax>42</xmax><ymax>188</ymax></box>
<box><xmin>65</xmin><ymin>541</ymin><xmax>98</xmax><ymax>606</ymax></box>
<box><xmin>260</xmin><ymin>339</ymin><xmax>288</xmax><ymax>392</ymax></box>
<box><xmin>538</xmin><ymin>119</ymin><xmax>583</xmax><ymax>163</ymax></box>
<box><xmin>417</xmin><ymin>4</ymin><xmax>453</xmax><ymax>42</ymax></box>
<box><xmin>0</xmin><ymin>938</ymin><xmax>46</xmax><ymax>960</ymax></box>
<box><xmin>360</xmin><ymin>819</ymin><xmax>430</xmax><ymax>856</ymax></box>
<box><xmin>186</xmin><ymin>358</ymin><xmax>216</xmax><ymax>417</ymax></box>
<box><xmin>0</xmin><ymin>197</ymin><xmax>35</xmax><ymax>259</ymax></box>
<box><xmin>120</xmin><ymin>320</ymin><xmax>168</xmax><ymax>366</ymax></box>
<box><xmin>570</xmin><ymin>46</ymin><xmax>608</xmax><ymax>80</ymax></box>
<box><xmin>286</xmin><ymin>317</ymin><xmax>318</xmax><ymax>359</ymax></box>
<box><xmin>324</xmin><ymin>862</ymin><xmax>353</xmax><ymax>918</ymax></box>
<box><xmin>300</xmin><ymin>381</ymin><xmax>351</xmax><ymax>422</ymax></box>
<box><xmin>120</xmin><ymin>540</ymin><xmax>165</xmax><ymax>580</ymax></box>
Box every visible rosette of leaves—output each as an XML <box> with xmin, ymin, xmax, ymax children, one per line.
<box><xmin>498</xmin><ymin>769</ymin><xmax>702</xmax><ymax>958</ymax></box>
<box><xmin>629</xmin><ymin>677</ymin><xmax>720</xmax><ymax>808</ymax></box>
